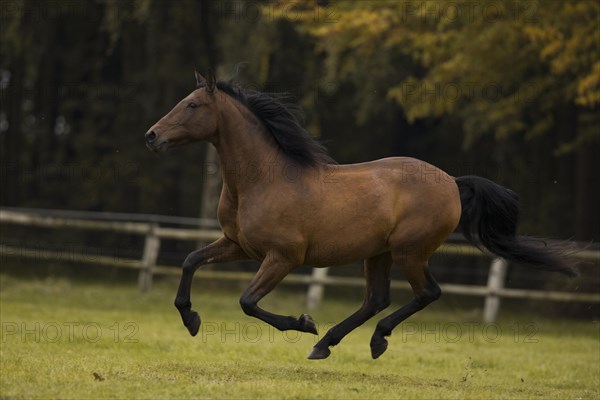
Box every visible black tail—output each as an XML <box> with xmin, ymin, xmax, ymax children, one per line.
<box><xmin>456</xmin><ymin>175</ymin><xmax>578</xmax><ymax>277</ymax></box>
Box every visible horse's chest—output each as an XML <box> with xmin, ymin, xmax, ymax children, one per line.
<box><xmin>217</xmin><ymin>203</ymin><xmax>238</xmax><ymax>239</ymax></box>
<box><xmin>217</xmin><ymin>187</ymin><xmax>305</xmax><ymax>261</ymax></box>
<box><xmin>217</xmin><ymin>198</ymin><xmax>262</xmax><ymax>259</ymax></box>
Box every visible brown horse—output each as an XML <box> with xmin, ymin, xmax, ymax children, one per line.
<box><xmin>145</xmin><ymin>72</ymin><xmax>577</xmax><ymax>360</ymax></box>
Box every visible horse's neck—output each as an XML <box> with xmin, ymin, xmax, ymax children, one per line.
<box><xmin>213</xmin><ymin>97</ymin><xmax>280</xmax><ymax>197</ymax></box>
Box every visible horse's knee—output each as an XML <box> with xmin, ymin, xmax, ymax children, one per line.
<box><xmin>416</xmin><ymin>284</ymin><xmax>441</xmax><ymax>307</ymax></box>
<box><xmin>182</xmin><ymin>250</ymin><xmax>203</xmax><ymax>271</ymax></box>
<box><xmin>239</xmin><ymin>295</ymin><xmax>256</xmax><ymax>316</ymax></box>
<box><xmin>182</xmin><ymin>256</ymin><xmax>197</xmax><ymax>271</ymax></box>
<box><xmin>373</xmin><ymin>296</ymin><xmax>391</xmax><ymax>313</ymax></box>
<box><xmin>363</xmin><ymin>297</ymin><xmax>390</xmax><ymax>317</ymax></box>
<box><xmin>429</xmin><ymin>285</ymin><xmax>442</xmax><ymax>302</ymax></box>
<box><xmin>363</xmin><ymin>293</ymin><xmax>391</xmax><ymax>315</ymax></box>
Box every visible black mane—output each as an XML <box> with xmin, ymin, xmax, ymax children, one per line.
<box><xmin>211</xmin><ymin>79</ymin><xmax>335</xmax><ymax>167</ymax></box>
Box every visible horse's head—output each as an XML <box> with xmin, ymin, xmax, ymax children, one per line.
<box><xmin>145</xmin><ymin>71</ymin><xmax>219</xmax><ymax>152</ymax></box>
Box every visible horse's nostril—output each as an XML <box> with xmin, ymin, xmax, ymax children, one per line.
<box><xmin>146</xmin><ymin>130</ymin><xmax>157</xmax><ymax>143</ymax></box>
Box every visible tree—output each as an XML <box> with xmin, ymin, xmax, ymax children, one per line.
<box><xmin>275</xmin><ymin>0</ymin><xmax>600</xmax><ymax>239</ymax></box>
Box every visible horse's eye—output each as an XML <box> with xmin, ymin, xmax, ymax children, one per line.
<box><xmin>187</xmin><ymin>102</ymin><xmax>198</xmax><ymax>109</ymax></box>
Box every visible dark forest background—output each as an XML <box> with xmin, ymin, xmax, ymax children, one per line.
<box><xmin>1</xmin><ymin>0</ymin><xmax>598</xmax><ymax>241</ymax></box>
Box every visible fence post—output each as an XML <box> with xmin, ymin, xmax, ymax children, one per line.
<box><xmin>138</xmin><ymin>224</ymin><xmax>160</xmax><ymax>292</ymax></box>
<box><xmin>483</xmin><ymin>258</ymin><xmax>508</xmax><ymax>323</ymax></box>
<box><xmin>306</xmin><ymin>267</ymin><xmax>329</xmax><ymax>310</ymax></box>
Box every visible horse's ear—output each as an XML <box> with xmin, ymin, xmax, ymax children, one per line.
<box><xmin>207</xmin><ymin>68</ymin><xmax>216</xmax><ymax>94</ymax></box>
<box><xmin>195</xmin><ymin>70</ymin><xmax>207</xmax><ymax>88</ymax></box>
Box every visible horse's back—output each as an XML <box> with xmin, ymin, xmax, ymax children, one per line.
<box><xmin>329</xmin><ymin>157</ymin><xmax>459</xmax><ymax>205</ymax></box>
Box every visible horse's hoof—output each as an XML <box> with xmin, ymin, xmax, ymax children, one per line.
<box><xmin>299</xmin><ymin>314</ymin><xmax>318</xmax><ymax>335</ymax></box>
<box><xmin>307</xmin><ymin>346</ymin><xmax>331</xmax><ymax>360</ymax></box>
<box><xmin>185</xmin><ymin>311</ymin><xmax>201</xmax><ymax>337</ymax></box>
<box><xmin>370</xmin><ymin>337</ymin><xmax>388</xmax><ymax>359</ymax></box>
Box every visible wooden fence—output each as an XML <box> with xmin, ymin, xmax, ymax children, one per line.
<box><xmin>1</xmin><ymin>208</ymin><xmax>598</xmax><ymax>322</ymax></box>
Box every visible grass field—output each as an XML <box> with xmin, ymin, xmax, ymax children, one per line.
<box><xmin>0</xmin><ymin>273</ymin><xmax>598</xmax><ymax>399</ymax></box>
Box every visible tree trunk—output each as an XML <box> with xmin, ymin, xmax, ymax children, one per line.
<box><xmin>1</xmin><ymin>54</ymin><xmax>24</xmax><ymax>205</ymax></box>
<box><xmin>574</xmin><ymin>118</ymin><xmax>599</xmax><ymax>241</ymax></box>
<box><xmin>198</xmin><ymin>0</ymin><xmax>222</xmax><ymax>225</ymax></box>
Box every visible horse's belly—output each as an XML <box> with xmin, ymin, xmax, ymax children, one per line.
<box><xmin>304</xmin><ymin>228</ymin><xmax>390</xmax><ymax>266</ymax></box>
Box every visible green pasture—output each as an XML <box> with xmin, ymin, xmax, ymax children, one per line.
<box><xmin>0</xmin><ymin>274</ymin><xmax>598</xmax><ymax>399</ymax></box>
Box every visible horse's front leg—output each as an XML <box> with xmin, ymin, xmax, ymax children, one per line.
<box><xmin>175</xmin><ymin>236</ymin><xmax>248</xmax><ymax>336</ymax></box>
<box><xmin>308</xmin><ymin>252</ymin><xmax>392</xmax><ymax>359</ymax></box>
<box><xmin>239</xmin><ymin>255</ymin><xmax>318</xmax><ymax>335</ymax></box>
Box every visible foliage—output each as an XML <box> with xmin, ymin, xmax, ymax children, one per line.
<box><xmin>297</xmin><ymin>0</ymin><xmax>600</xmax><ymax>151</ymax></box>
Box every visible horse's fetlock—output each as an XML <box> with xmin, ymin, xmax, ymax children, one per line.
<box><xmin>375</xmin><ymin>323</ymin><xmax>392</xmax><ymax>338</ymax></box>
<box><xmin>174</xmin><ymin>298</ymin><xmax>191</xmax><ymax>310</ymax></box>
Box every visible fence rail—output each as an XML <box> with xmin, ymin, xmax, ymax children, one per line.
<box><xmin>1</xmin><ymin>208</ymin><xmax>598</xmax><ymax>322</ymax></box>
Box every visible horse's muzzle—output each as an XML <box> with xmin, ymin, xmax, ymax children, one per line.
<box><xmin>145</xmin><ymin>130</ymin><xmax>169</xmax><ymax>152</ymax></box>
<box><xmin>145</xmin><ymin>130</ymin><xmax>157</xmax><ymax>143</ymax></box>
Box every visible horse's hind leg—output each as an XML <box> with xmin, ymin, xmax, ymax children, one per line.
<box><xmin>308</xmin><ymin>252</ymin><xmax>392</xmax><ymax>360</ymax></box>
<box><xmin>174</xmin><ymin>236</ymin><xmax>247</xmax><ymax>336</ymax></box>
<box><xmin>239</xmin><ymin>255</ymin><xmax>319</xmax><ymax>334</ymax></box>
<box><xmin>370</xmin><ymin>256</ymin><xmax>441</xmax><ymax>359</ymax></box>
